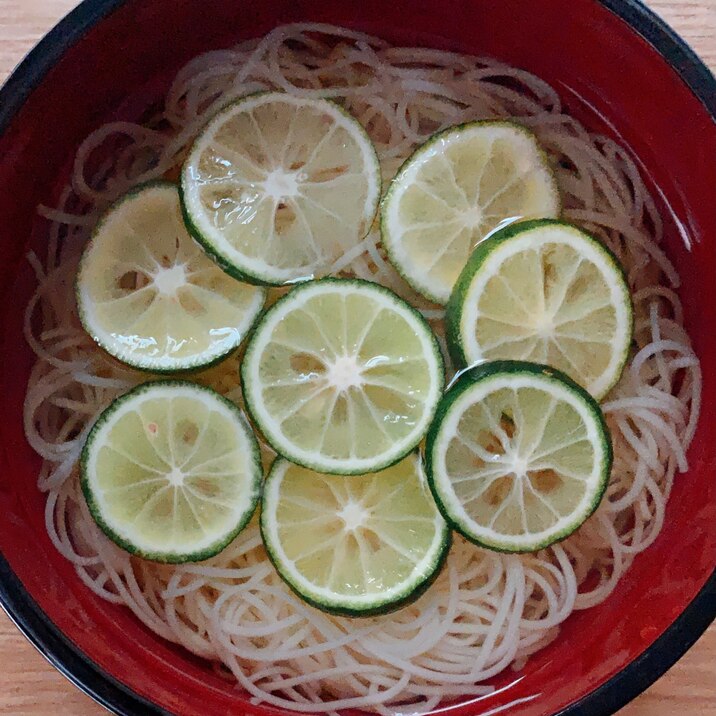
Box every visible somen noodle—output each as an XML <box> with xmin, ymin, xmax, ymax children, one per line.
<box><xmin>23</xmin><ymin>23</ymin><xmax>700</xmax><ymax>715</ymax></box>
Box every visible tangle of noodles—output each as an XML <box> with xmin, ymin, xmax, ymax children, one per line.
<box><xmin>23</xmin><ymin>23</ymin><xmax>701</xmax><ymax>715</ymax></box>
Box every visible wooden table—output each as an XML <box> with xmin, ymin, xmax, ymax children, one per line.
<box><xmin>0</xmin><ymin>0</ymin><xmax>714</xmax><ymax>713</ymax></box>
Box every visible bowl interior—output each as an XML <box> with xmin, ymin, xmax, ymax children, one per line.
<box><xmin>0</xmin><ymin>1</ymin><xmax>714</xmax><ymax>714</ymax></box>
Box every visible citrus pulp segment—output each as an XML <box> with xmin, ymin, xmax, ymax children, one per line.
<box><xmin>425</xmin><ymin>360</ymin><xmax>612</xmax><ymax>552</ymax></box>
<box><xmin>241</xmin><ymin>278</ymin><xmax>444</xmax><ymax>475</ymax></box>
<box><xmin>446</xmin><ymin>219</ymin><xmax>633</xmax><ymax>400</ymax></box>
<box><xmin>81</xmin><ymin>381</ymin><xmax>262</xmax><ymax>563</ymax></box>
<box><xmin>261</xmin><ymin>454</ymin><xmax>451</xmax><ymax>616</ymax></box>
<box><xmin>76</xmin><ymin>182</ymin><xmax>265</xmax><ymax>372</ymax></box>
<box><xmin>381</xmin><ymin>121</ymin><xmax>559</xmax><ymax>304</ymax></box>
<box><xmin>181</xmin><ymin>92</ymin><xmax>381</xmax><ymax>285</ymax></box>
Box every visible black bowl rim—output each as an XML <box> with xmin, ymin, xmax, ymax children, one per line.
<box><xmin>0</xmin><ymin>0</ymin><xmax>714</xmax><ymax>714</ymax></box>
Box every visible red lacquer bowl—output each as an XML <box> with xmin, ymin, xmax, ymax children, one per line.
<box><xmin>0</xmin><ymin>1</ymin><xmax>714</xmax><ymax>715</ymax></box>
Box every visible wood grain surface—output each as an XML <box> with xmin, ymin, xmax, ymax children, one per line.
<box><xmin>0</xmin><ymin>0</ymin><xmax>714</xmax><ymax>713</ymax></box>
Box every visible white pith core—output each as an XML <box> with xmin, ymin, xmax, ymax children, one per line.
<box><xmin>153</xmin><ymin>264</ymin><xmax>187</xmax><ymax>296</ymax></box>
<box><xmin>338</xmin><ymin>501</ymin><xmax>369</xmax><ymax>531</ymax></box>
<box><xmin>166</xmin><ymin>467</ymin><xmax>186</xmax><ymax>487</ymax></box>
<box><xmin>327</xmin><ymin>354</ymin><xmax>364</xmax><ymax>392</ymax></box>
<box><xmin>263</xmin><ymin>168</ymin><xmax>301</xmax><ymax>199</ymax></box>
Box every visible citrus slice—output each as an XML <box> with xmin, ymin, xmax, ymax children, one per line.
<box><xmin>180</xmin><ymin>92</ymin><xmax>381</xmax><ymax>285</ymax></box>
<box><xmin>446</xmin><ymin>219</ymin><xmax>633</xmax><ymax>400</ymax></box>
<box><xmin>381</xmin><ymin>120</ymin><xmax>560</xmax><ymax>304</ymax></box>
<box><xmin>81</xmin><ymin>381</ymin><xmax>262</xmax><ymax>563</ymax></box>
<box><xmin>76</xmin><ymin>182</ymin><xmax>265</xmax><ymax>372</ymax></box>
<box><xmin>261</xmin><ymin>454</ymin><xmax>451</xmax><ymax>616</ymax></box>
<box><xmin>241</xmin><ymin>278</ymin><xmax>444</xmax><ymax>475</ymax></box>
<box><xmin>425</xmin><ymin>360</ymin><xmax>612</xmax><ymax>553</ymax></box>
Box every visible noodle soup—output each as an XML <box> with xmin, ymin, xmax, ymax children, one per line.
<box><xmin>23</xmin><ymin>22</ymin><xmax>700</xmax><ymax>715</ymax></box>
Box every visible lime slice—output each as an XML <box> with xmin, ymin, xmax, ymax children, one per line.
<box><xmin>261</xmin><ymin>454</ymin><xmax>451</xmax><ymax>616</ymax></box>
<box><xmin>446</xmin><ymin>219</ymin><xmax>633</xmax><ymax>400</ymax></box>
<box><xmin>180</xmin><ymin>92</ymin><xmax>381</xmax><ymax>285</ymax></box>
<box><xmin>381</xmin><ymin>120</ymin><xmax>560</xmax><ymax>305</ymax></box>
<box><xmin>76</xmin><ymin>182</ymin><xmax>265</xmax><ymax>372</ymax></box>
<box><xmin>241</xmin><ymin>278</ymin><xmax>444</xmax><ymax>475</ymax></box>
<box><xmin>425</xmin><ymin>360</ymin><xmax>612</xmax><ymax>553</ymax></box>
<box><xmin>80</xmin><ymin>381</ymin><xmax>262</xmax><ymax>563</ymax></box>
